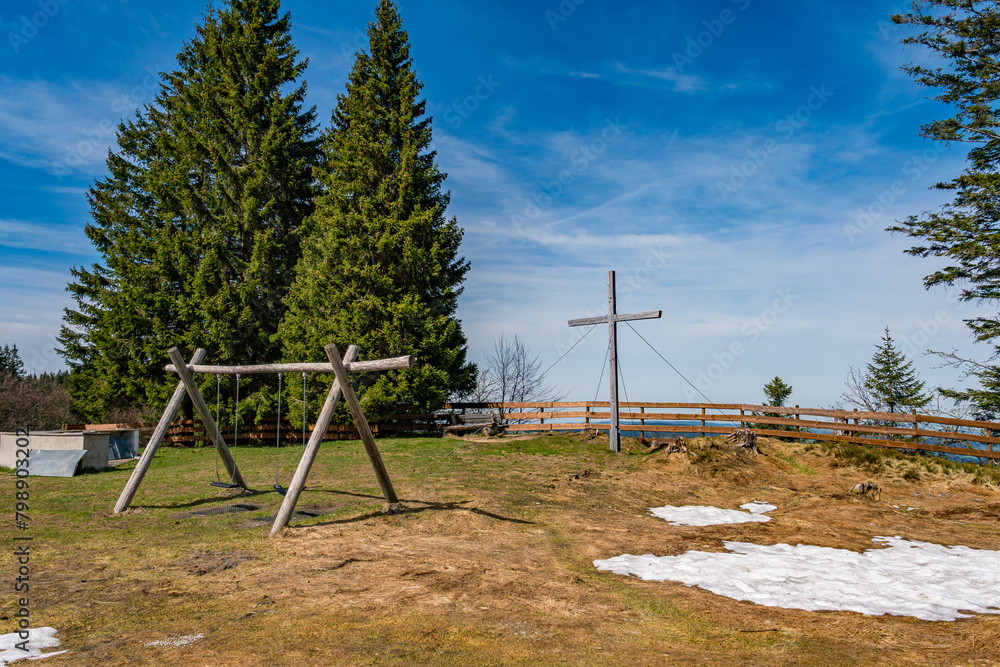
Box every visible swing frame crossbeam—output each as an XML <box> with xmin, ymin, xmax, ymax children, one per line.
<box><xmin>114</xmin><ymin>344</ymin><xmax>411</xmax><ymax>537</ymax></box>
<box><xmin>164</xmin><ymin>356</ymin><xmax>414</xmax><ymax>376</ymax></box>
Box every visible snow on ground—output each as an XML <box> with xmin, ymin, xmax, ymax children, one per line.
<box><xmin>648</xmin><ymin>502</ymin><xmax>776</xmax><ymax>526</ymax></box>
<box><xmin>594</xmin><ymin>536</ymin><xmax>1000</xmax><ymax>621</ymax></box>
<box><xmin>0</xmin><ymin>628</ymin><xmax>67</xmax><ymax>664</ymax></box>
<box><xmin>144</xmin><ymin>633</ymin><xmax>204</xmax><ymax>647</ymax></box>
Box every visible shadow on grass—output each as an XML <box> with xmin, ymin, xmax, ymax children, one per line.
<box><xmin>303</xmin><ymin>497</ymin><xmax>535</xmax><ymax>529</ymax></box>
<box><xmin>135</xmin><ymin>486</ymin><xmax>282</xmax><ymax>510</ymax></box>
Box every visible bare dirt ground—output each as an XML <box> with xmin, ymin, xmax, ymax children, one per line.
<box><xmin>10</xmin><ymin>433</ymin><xmax>1000</xmax><ymax>666</ymax></box>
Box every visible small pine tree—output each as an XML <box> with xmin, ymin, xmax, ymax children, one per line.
<box><xmin>0</xmin><ymin>344</ymin><xmax>25</xmax><ymax>379</ymax></box>
<box><xmin>280</xmin><ymin>0</ymin><xmax>474</xmax><ymax>420</ymax></box>
<box><xmin>864</xmin><ymin>327</ymin><xmax>932</xmax><ymax>414</ymax></box>
<box><xmin>763</xmin><ymin>377</ymin><xmax>793</xmax><ymax>406</ymax></box>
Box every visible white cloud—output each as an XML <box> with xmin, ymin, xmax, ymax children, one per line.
<box><xmin>0</xmin><ymin>72</ymin><xmax>159</xmax><ymax>178</ymax></box>
<box><xmin>0</xmin><ymin>218</ymin><xmax>90</xmax><ymax>254</ymax></box>
<box><xmin>612</xmin><ymin>62</ymin><xmax>708</xmax><ymax>92</ymax></box>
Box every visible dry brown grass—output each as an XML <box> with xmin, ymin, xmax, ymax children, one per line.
<box><xmin>8</xmin><ymin>433</ymin><xmax>1000</xmax><ymax>666</ymax></box>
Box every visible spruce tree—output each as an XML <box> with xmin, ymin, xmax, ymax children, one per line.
<box><xmin>280</xmin><ymin>0</ymin><xmax>475</xmax><ymax>420</ymax></box>
<box><xmin>890</xmin><ymin>2</ymin><xmax>1000</xmax><ymax>416</ymax></box>
<box><xmin>58</xmin><ymin>0</ymin><xmax>319</xmax><ymax>422</ymax></box>
<box><xmin>754</xmin><ymin>376</ymin><xmax>793</xmax><ymax>433</ymax></box>
<box><xmin>863</xmin><ymin>327</ymin><xmax>932</xmax><ymax>414</ymax></box>
<box><xmin>763</xmin><ymin>377</ymin><xmax>793</xmax><ymax>407</ymax></box>
<box><xmin>0</xmin><ymin>344</ymin><xmax>25</xmax><ymax>379</ymax></box>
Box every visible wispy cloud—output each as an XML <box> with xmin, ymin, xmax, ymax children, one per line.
<box><xmin>613</xmin><ymin>62</ymin><xmax>708</xmax><ymax>92</ymax></box>
<box><xmin>0</xmin><ymin>71</ymin><xmax>160</xmax><ymax>177</ymax></box>
<box><xmin>0</xmin><ymin>218</ymin><xmax>90</xmax><ymax>254</ymax></box>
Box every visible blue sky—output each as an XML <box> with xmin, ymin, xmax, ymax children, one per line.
<box><xmin>0</xmin><ymin>0</ymin><xmax>991</xmax><ymax>409</ymax></box>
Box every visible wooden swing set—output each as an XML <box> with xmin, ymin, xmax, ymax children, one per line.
<box><xmin>113</xmin><ymin>343</ymin><xmax>413</xmax><ymax>537</ymax></box>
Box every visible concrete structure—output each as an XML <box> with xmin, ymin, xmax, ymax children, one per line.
<box><xmin>0</xmin><ymin>429</ymin><xmax>138</xmax><ymax>472</ymax></box>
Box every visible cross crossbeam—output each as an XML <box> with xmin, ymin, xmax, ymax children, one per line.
<box><xmin>568</xmin><ymin>271</ymin><xmax>661</xmax><ymax>452</ymax></box>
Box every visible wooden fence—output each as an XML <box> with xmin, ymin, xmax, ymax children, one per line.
<box><xmin>64</xmin><ymin>413</ymin><xmax>439</xmax><ymax>447</ymax></box>
<box><xmin>66</xmin><ymin>401</ymin><xmax>1000</xmax><ymax>466</ymax></box>
<box><xmin>443</xmin><ymin>401</ymin><xmax>1000</xmax><ymax>466</ymax></box>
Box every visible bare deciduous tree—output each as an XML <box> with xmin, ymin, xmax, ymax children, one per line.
<box><xmin>0</xmin><ymin>375</ymin><xmax>73</xmax><ymax>432</ymax></box>
<box><xmin>462</xmin><ymin>334</ymin><xmax>563</xmax><ymax>419</ymax></box>
<box><xmin>838</xmin><ymin>365</ymin><xmax>882</xmax><ymax>413</ymax></box>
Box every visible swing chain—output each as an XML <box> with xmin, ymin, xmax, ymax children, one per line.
<box><xmin>275</xmin><ymin>372</ymin><xmax>282</xmax><ymax>485</ymax></box>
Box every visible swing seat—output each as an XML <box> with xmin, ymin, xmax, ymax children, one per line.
<box><xmin>273</xmin><ymin>483</ymin><xmax>287</xmax><ymax>496</ymax></box>
<box><xmin>210</xmin><ymin>480</ymin><xmax>239</xmax><ymax>489</ymax></box>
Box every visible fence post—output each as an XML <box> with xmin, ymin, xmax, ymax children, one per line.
<box><xmin>740</xmin><ymin>408</ymin><xmax>744</xmax><ymax>430</ymax></box>
<box><xmin>795</xmin><ymin>405</ymin><xmax>800</xmax><ymax>436</ymax></box>
<box><xmin>640</xmin><ymin>406</ymin><xmax>645</xmax><ymax>440</ymax></box>
<box><xmin>539</xmin><ymin>406</ymin><xmax>545</xmax><ymax>429</ymax></box>
<box><xmin>585</xmin><ymin>405</ymin><xmax>590</xmax><ymax>435</ymax></box>
<box><xmin>912</xmin><ymin>409</ymin><xmax>919</xmax><ymax>446</ymax></box>
<box><xmin>985</xmin><ymin>427</ymin><xmax>993</xmax><ymax>468</ymax></box>
<box><xmin>701</xmin><ymin>407</ymin><xmax>706</xmax><ymax>438</ymax></box>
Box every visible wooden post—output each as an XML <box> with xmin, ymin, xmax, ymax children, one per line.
<box><xmin>326</xmin><ymin>344</ymin><xmax>399</xmax><ymax>506</ymax></box>
<box><xmin>701</xmin><ymin>407</ymin><xmax>706</xmax><ymax>438</ymax></box>
<box><xmin>113</xmin><ymin>349</ymin><xmax>207</xmax><ymax>513</ymax></box>
<box><xmin>539</xmin><ymin>407</ymin><xmax>545</xmax><ymax>429</ymax></box>
<box><xmin>270</xmin><ymin>346</ymin><xmax>359</xmax><ymax>536</ymax></box>
<box><xmin>608</xmin><ymin>272</ymin><xmax>620</xmax><ymax>452</ymax></box>
<box><xmin>912</xmin><ymin>409</ymin><xmax>920</xmax><ymax>445</ymax></box>
<box><xmin>167</xmin><ymin>347</ymin><xmax>246</xmax><ymax>489</ymax></box>
<box><xmin>740</xmin><ymin>408</ymin><xmax>744</xmax><ymax>430</ymax></box>
<box><xmin>640</xmin><ymin>406</ymin><xmax>645</xmax><ymax>439</ymax></box>
<box><xmin>795</xmin><ymin>405</ymin><xmax>800</xmax><ymax>435</ymax></box>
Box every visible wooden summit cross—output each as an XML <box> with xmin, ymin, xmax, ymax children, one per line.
<box><xmin>568</xmin><ymin>270</ymin><xmax>661</xmax><ymax>453</ymax></box>
<box><xmin>113</xmin><ymin>343</ymin><xmax>411</xmax><ymax>537</ymax></box>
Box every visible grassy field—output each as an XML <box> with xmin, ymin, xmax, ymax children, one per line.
<box><xmin>3</xmin><ymin>432</ymin><xmax>1000</xmax><ymax>666</ymax></box>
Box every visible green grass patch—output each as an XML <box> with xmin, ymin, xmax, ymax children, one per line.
<box><xmin>774</xmin><ymin>453</ymin><xmax>817</xmax><ymax>474</ymax></box>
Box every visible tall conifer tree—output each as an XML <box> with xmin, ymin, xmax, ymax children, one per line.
<box><xmin>59</xmin><ymin>0</ymin><xmax>319</xmax><ymax>421</ymax></box>
<box><xmin>280</xmin><ymin>0</ymin><xmax>474</xmax><ymax>419</ymax></box>
<box><xmin>891</xmin><ymin>2</ymin><xmax>1000</xmax><ymax>417</ymax></box>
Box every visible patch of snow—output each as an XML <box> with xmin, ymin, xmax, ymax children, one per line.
<box><xmin>594</xmin><ymin>536</ymin><xmax>1000</xmax><ymax>621</ymax></box>
<box><xmin>0</xmin><ymin>628</ymin><xmax>68</xmax><ymax>664</ymax></box>
<box><xmin>144</xmin><ymin>634</ymin><xmax>204</xmax><ymax>648</ymax></box>
<box><xmin>648</xmin><ymin>503</ymin><xmax>774</xmax><ymax>526</ymax></box>
<box><xmin>740</xmin><ymin>502</ymin><xmax>777</xmax><ymax>514</ymax></box>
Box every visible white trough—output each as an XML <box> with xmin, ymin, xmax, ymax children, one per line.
<box><xmin>0</xmin><ymin>428</ymin><xmax>139</xmax><ymax>475</ymax></box>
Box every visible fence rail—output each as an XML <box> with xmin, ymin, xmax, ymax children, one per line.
<box><xmin>443</xmin><ymin>401</ymin><xmax>1000</xmax><ymax>466</ymax></box>
<box><xmin>64</xmin><ymin>401</ymin><xmax>1000</xmax><ymax>466</ymax></box>
<box><xmin>64</xmin><ymin>414</ymin><xmax>439</xmax><ymax>447</ymax></box>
